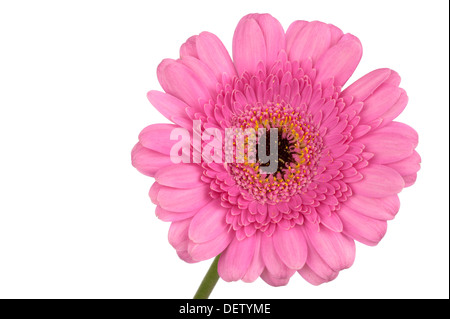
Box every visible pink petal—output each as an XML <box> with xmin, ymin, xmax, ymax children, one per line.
<box><xmin>344</xmin><ymin>194</ymin><xmax>400</xmax><ymax>220</ymax></box>
<box><xmin>155</xmin><ymin>206</ymin><xmax>196</xmax><ymax>222</ymax></box>
<box><xmin>242</xmin><ymin>232</ymin><xmax>265</xmax><ymax>283</ymax></box>
<box><xmin>157</xmin><ymin>59</ymin><xmax>211</xmax><ymax>110</ymax></box>
<box><xmin>176</xmin><ymin>249</ymin><xmax>197</xmax><ymax>264</ymax></box>
<box><xmin>188</xmin><ymin>229</ymin><xmax>233</xmax><ymax>261</ymax></box>
<box><xmin>157</xmin><ymin>185</ymin><xmax>212</xmax><ymax>212</ymax></box>
<box><xmin>359</xmin><ymin>84</ymin><xmax>403</xmax><ymax>123</ymax></box>
<box><xmin>328</xmin><ymin>24</ymin><xmax>344</xmax><ymax>46</ymax></box>
<box><xmin>155</xmin><ymin>164</ymin><xmax>204</xmax><ymax>188</ymax></box>
<box><xmin>304</xmin><ymin>221</ymin><xmax>355</xmax><ymax>271</ymax></box>
<box><xmin>180</xmin><ymin>56</ymin><xmax>218</xmax><ymax>97</ymax></box>
<box><xmin>298</xmin><ymin>263</ymin><xmax>337</xmax><ymax>286</ymax></box>
<box><xmin>232</xmin><ymin>16</ymin><xmax>266</xmax><ymax>76</ymax></box>
<box><xmin>147</xmin><ymin>90</ymin><xmax>192</xmax><ymax>129</ymax></box>
<box><xmin>341</xmin><ymin>68</ymin><xmax>393</xmax><ymax>102</ymax></box>
<box><xmin>168</xmin><ymin>218</ymin><xmax>192</xmax><ymax>251</ymax></box>
<box><xmin>384</xmin><ymin>69</ymin><xmax>401</xmax><ymax>86</ymax></box>
<box><xmin>180</xmin><ymin>35</ymin><xmax>199</xmax><ymax>59</ymax></box>
<box><xmin>286</xmin><ymin>20</ymin><xmax>308</xmax><ymax>54</ymax></box>
<box><xmin>374</xmin><ymin>121</ymin><xmax>419</xmax><ymax>148</ymax></box>
<box><xmin>403</xmin><ymin>173</ymin><xmax>418</xmax><ymax>187</ymax></box>
<box><xmin>149</xmin><ymin>182</ymin><xmax>162</xmax><ymax>204</ymax></box>
<box><xmin>260</xmin><ymin>268</ymin><xmax>294</xmax><ymax>287</ymax></box>
<box><xmin>315</xmin><ymin>34</ymin><xmax>362</xmax><ymax>87</ymax></box>
<box><xmin>196</xmin><ymin>32</ymin><xmax>237</xmax><ymax>79</ymax></box>
<box><xmin>131</xmin><ymin>142</ymin><xmax>173</xmax><ymax>177</ymax></box>
<box><xmin>319</xmin><ymin>212</ymin><xmax>344</xmax><ymax>232</ymax></box>
<box><xmin>139</xmin><ymin>123</ymin><xmax>180</xmax><ymax>155</ymax></box>
<box><xmin>218</xmin><ymin>235</ymin><xmax>257</xmax><ymax>281</ymax></box>
<box><xmin>379</xmin><ymin>90</ymin><xmax>408</xmax><ymax>126</ymax></box>
<box><xmin>338</xmin><ymin>206</ymin><xmax>388</xmax><ymax>246</ymax></box>
<box><xmin>156</xmin><ymin>59</ymin><xmax>171</xmax><ymax>92</ymax></box>
<box><xmin>386</xmin><ymin>150</ymin><xmax>421</xmax><ymax>178</ymax></box>
<box><xmin>351</xmin><ymin>164</ymin><xmax>405</xmax><ymax>198</ymax></box>
<box><xmin>260</xmin><ymin>234</ymin><xmax>295</xmax><ymax>279</ymax></box>
<box><xmin>248</xmin><ymin>14</ymin><xmax>286</xmax><ymax>69</ymax></box>
<box><xmin>356</xmin><ymin>129</ymin><xmax>414</xmax><ymax>164</ymax></box>
<box><xmin>287</xmin><ymin>21</ymin><xmax>337</xmax><ymax>64</ymax></box>
<box><xmin>302</xmin><ymin>239</ymin><xmax>339</xmax><ymax>282</ymax></box>
<box><xmin>189</xmin><ymin>200</ymin><xmax>229</xmax><ymax>243</ymax></box>
<box><xmin>272</xmin><ymin>226</ymin><xmax>307</xmax><ymax>269</ymax></box>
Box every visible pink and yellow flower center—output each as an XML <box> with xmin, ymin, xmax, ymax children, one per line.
<box><xmin>228</xmin><ymin>101</ymin><xmax>323</xmax><ymax>205</ymax></box>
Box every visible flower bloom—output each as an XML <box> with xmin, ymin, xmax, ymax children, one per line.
<box><xmin>132</xmin><ymin>14</ymin><xmax>420</xmax><ymax>286</ymax></box>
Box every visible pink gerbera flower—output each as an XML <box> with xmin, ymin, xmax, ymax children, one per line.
<box><xmin>132</xmin><ymin>14</ymin><xmax>420</xmax><ymax>289</ymax></box>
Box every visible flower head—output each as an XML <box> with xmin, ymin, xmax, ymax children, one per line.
<box><xmin>132</xmin><ymin>14</ymin><xmax>420</xmax><ymax>286</ymax></box>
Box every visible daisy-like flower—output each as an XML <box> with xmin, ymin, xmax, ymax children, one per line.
<box><xmin>132</xmin><ymin>14</ymin><xmax>420</xmax><ymax>290</ymax></box>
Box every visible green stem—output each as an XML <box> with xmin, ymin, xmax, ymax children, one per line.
<box><xmin>193</xmin><ymin>255</ymin><xmax>220</xmax><ymax>299</ymax></box>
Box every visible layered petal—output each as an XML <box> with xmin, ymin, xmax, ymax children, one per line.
<box><xmin>374</xmin><ymin>122</ymin><xmax>419</xmax><ymax>148</ymax></box>
<box><xmin>386</xmin><ymin>150</ymin><xmax>421</xmax><ymax>177</ymax></box>
<box><xmin>402</xmin><ymin>173</ymin><xmax>418</xmax><ymax>187</ymax></box>
<box><xmin>287</xmin><ymin>21</ymin><xmax>343</xmax><ymax>64</ymax></box>
<box><xmin>232</xmin><ymin>16</ymin><xmax>267</xmax><ymax>75</ymax></box>
<box><xmin>149</xmin><ymin>181</ymin><xmax>162</xmax><ymax>204</ymax></box>
<box><xmin>155</xmin><ymin>206</ymin><xmax>197</xmax><ymax>222</ymax></box>
<box><xmin>131</xmin><ymin>143</ymin><xmax>172</xmax><ymax>177</ymax></box>
<box><xmin>341</xmin><ymin>68</ymin><xmax>394</xmax><ymax>102</ymax></box>
<box><xmin>195</xmin><ymin>32</ymin><xmax>237</xmax><ymax>79</ymax></box>
<box><xmin>338</xmin><ymin>206</ymin><xmax>388</xmax><ymax>246</ymax></box>
<box><xmin>298</xmin><ymin>263</ymin><xmax>338</xmax><ymax>286</ymax></box>
<box><xmin>147</xmin><ymin>90</ymin><xmax>192</xmax><ymax>129</ymax></box>
<box><xmin>359</xmin><ymin>84</ymin><xmax>403</xmax><ymax>123</ymax></box>
<box><xmin>317</xmin><ymin>205</ymin><xmax>343</xmax><ymax>232</ymax></box>
<box><xmin>260</xmin><ymin>234</ymin><xmax>296</xmax><ymax>279</ymax></box>
<box><xmin>341</xmin><ymin>68</ymin><xmax>409</xmax><ymax>127</ymax></box>
<box><xmin>246</xmin><ymin>14</ymin><xmax>286</xmax><ymax>69</ymax></box>
<box><xmin>218</xmin><ymin>235</ymin><xmax>257</xmax><ymax>281</ymax></box>
<box><xmin>242</xmin><ymin>232</ymin><xmax>265</xmax><ymax>283</ymax></box>
<box><xmin>155</xmin><ymin>164</ymin><xmax>204</xmax><ymax>188</ymax></box>
<box><xmin>180</xmin><ymin>55</ymin><xmax>218</xmax><ymax>97</ymax></box>
<box><xmin>139</xmin><ymin>123</ymin><xmax>180</xmax><ymax>155</ymax></box>
<box><xmin>260</xmin><ymin>268</ymin><xmax>294</xmax><ymax>286</ymax></box>
<box><xmin>157</xmin><ymin>59</ymin><xmax>211</xmax><ymax>110</ymax></box>
<box><xmin>379</xmin><ymin>90</ymin><xmax>408</xmax><ymax>126</ymax></box>
<box><xmin>300</xmin><ymin>240</ymin><xmax>339</xmax><ymax>284</ymax></box>
<box><xmin>356</xmin><ymin>127</ymin><xmax>415</xmax><ymax>164</ymax></box>
<box><xmin>304</xmin><ymin>222</ymin><xmax>355</xmax><ymax>271</ymax></box>
<box><xmin>285</xmin><ymin>20</ymin><xmax>308</xmax><ymax>54</ymax></box>
<box><xmin>168</xmin><ymin>219</ymin><xmax>196</xmax><ymax>263</ymax></box>
<box><xmin>344</xmin><ymin>194</ymin><xmax>400</xmax><ymax>220</ymax></box>
<box><xmin>315</xmin><ymin>33</ymin><xmax>362</xmax><ymax>87</ymax></box>
<box><xmin>188</xmin><ymin>229</ymin><xmax>233</xmax><ymax>261</ymax></box>
<box><xmin>180</xmin><ymin>35</ymin><xmax>199</xmax><ymax>59</ymax></box>
<box><xmin>351</xmin><ymin>164</ymin><xmax>405</xmax><ymax>198</ymax></box>
<box><xmin>272</xmin><ymin>226</ymin><xmax>307</xmax><ymax>269</ymax></box>
<box><xmin>189</xmin><ymin>200</ymin><xmax>230</xmax><ymax>243</ymax></box>
<box><xmin>157</xmin><ymin>185</ymin><xmax>212</xmax><ymax>212</ymax></box>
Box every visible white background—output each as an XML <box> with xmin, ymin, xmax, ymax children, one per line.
<box><xmin>0</xmin><ymin>0</ymin><xmax>448</xmax><ymax>299</ymax></box>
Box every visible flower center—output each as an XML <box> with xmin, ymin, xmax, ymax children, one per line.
<box><xmin>257</xmin><ymin>129</ymin><xmax>295</xmax><ymax>176</ymax></box>
<box><xmin>228</xmin><ymin>100</ymin><xmax>323</xmax><ymax>204</ymax></box>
